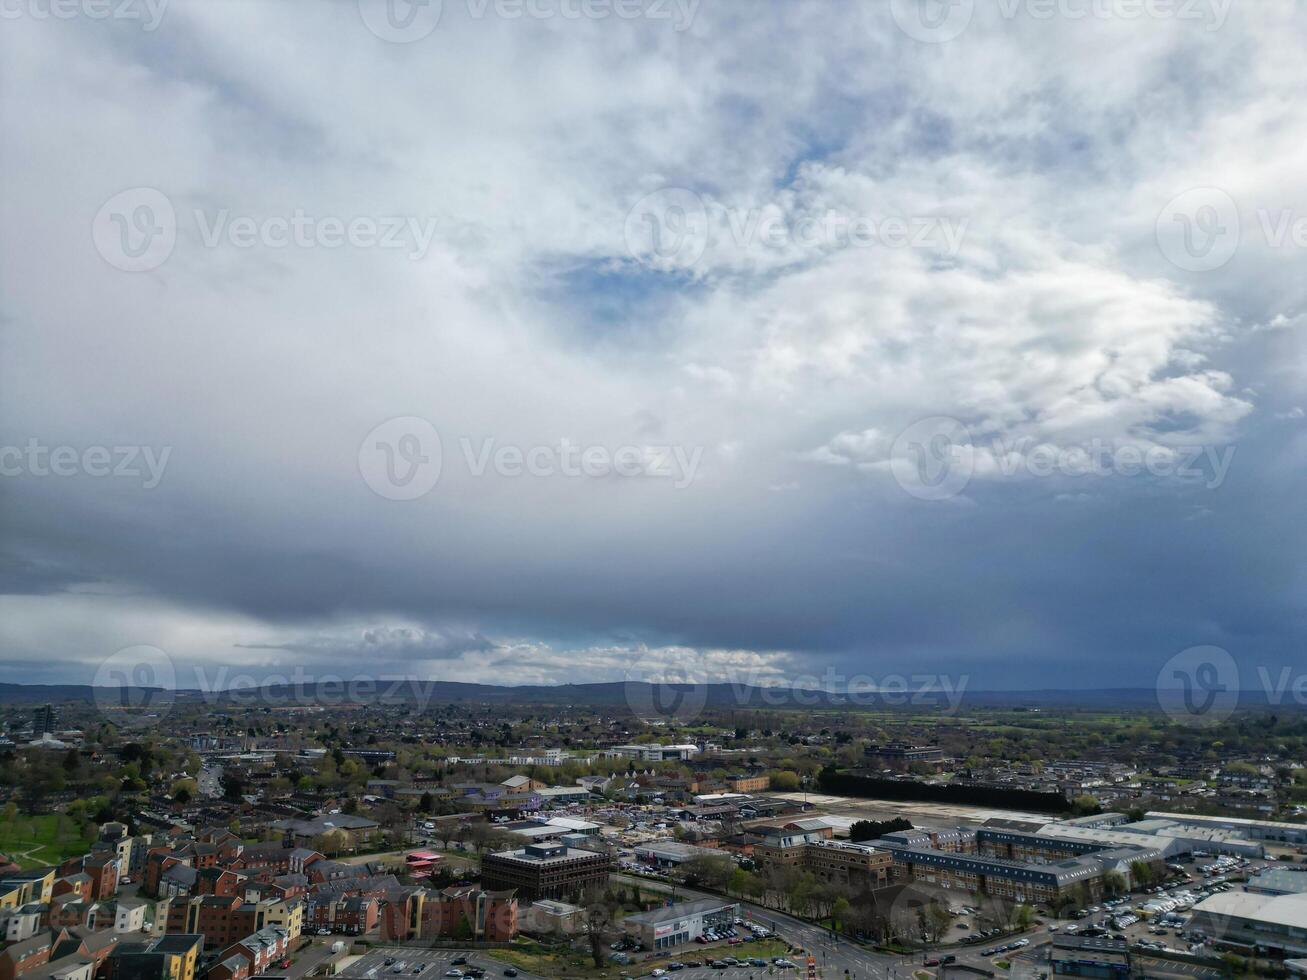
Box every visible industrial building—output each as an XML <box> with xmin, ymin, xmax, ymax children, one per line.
<box><xmin>634</xmin><ymin>841</ymin><xmax>729</xmax><ymax>868</ymax></box>
<box><xmin>622</xmin><ymin>899</ymin><xmax>740</xmax><ymax>951</ymax></box>
<box><xmin>607</xmin><ymin>744</ymin><xmax>701</xmax><ymax>762</ymax></box>
<box><xmin>1144</xmin><ymin>812</ymin><xmax>1307</xmax><ymax>847</ymax></box>
<box><xmin>1050</xmin><ymin>935</ymin><xmax>1130</xmax><ymax>980</ymax></box>
<box><xmin>1247</xmin><ymin>868</ymin><xmax>1307</xmax><ymax>896</ymax></box>
<box><xmin>1188</xmin><ymin>891</ymin><xmax>1307</xmax><ymax>957</ymax></box>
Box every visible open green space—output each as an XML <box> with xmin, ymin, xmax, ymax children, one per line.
<box><xmin>0</xmin><ymin>812</ymin><xmax>98</xmax><ymax>869</ymax></box>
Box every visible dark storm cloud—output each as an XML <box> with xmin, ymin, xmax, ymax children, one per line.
<box><xmin>1</xmin><ymin>1</ymin><xmax>1305</xmax><ymax>689</ymax></box>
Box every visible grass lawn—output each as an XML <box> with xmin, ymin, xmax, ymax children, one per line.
<box><xmin>0</xmin><ymin>813</ymin><xmax>98</xmax><ymax>869</ymax></box>
<box><xmin>488</xmin><ymin>938</ymin><xmax>794</xmax><ymax>979</ymax></box>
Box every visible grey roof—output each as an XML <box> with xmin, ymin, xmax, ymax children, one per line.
<box><xmin>625</xmin><ymin>898</ymin><xmax>738</xmax><ymax>926</ymax></box>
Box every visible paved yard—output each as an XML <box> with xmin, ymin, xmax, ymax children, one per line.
<box><xmin>341</xmin><ymin>947</ymin><xmax>543</xmax><ymax>980</ymax></box>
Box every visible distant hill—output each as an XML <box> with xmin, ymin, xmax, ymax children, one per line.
<box><xmin>0</xmin><ymin>679</ymin><xmax>1296</xmax><ymax>711</ymax></box>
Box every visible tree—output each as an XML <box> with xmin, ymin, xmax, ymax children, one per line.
<box><xmin>220</xmin><ymin>772</ymin><xmax>245</xmax><ymax>802</ymax></box>
<box><xmin>1103</xmin><ymin>870</ymin><xmax>1127</xmax><ymax>897</ymax></box>
<box><xmin>681</xmin><ymin>854</ymin><xmax>735</xmax><ymax>892</ymax></box>
<box><xmin>770</xmin><ymin>770</ymin><xmax>801</xmax><ymax>792</ymax></box>
<box><xmin>582</xmin><ymin>890</ymin><xmax>620</xmax><ymax>968</ymax></box>
<box><xmin>1130</xmin><ymin>860</ymin><xmax>1155</xmax><ymax>888</ymax></box>
<box><xmin>1070</xmin><ymin>794</ymin><xmax>1100</xmax><ymax>816</ymax></box>
<box><xmin>831</xmin><ymin>896</ymin><xmax>851</xmax><ymax>931</ymax></box>
<box><xmin>313</xmin><ymin>829</ymin><xmax>350</xmax><ymax>856</ymax></box>
<box><xmin>849</xmin><ymin>817</ymin><xmax>912</xmax><ymax>843</ymax></box>
<box><xmin>452</xmin><ymin>914</ymin><xmax>473</xmax><ymax>941</ymax></box>
<box><xmin>729</xmin><ymin>868</ymin><xmax>764</xmax><ymax>901</ymax></box>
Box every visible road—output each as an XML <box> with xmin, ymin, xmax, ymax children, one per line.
<box><xmin>611</xmin><ymin>873</ymin><xmax>901</xmax><ymax>980</ymax></box>
<box><xmin>287</xmin><ymin>939</ymin><xmax>346</xmax><ymax>980</ymax></box>
<box><xmin>199</xmin><ymin>764</ymin><xmax>222</xmax><ymax>798</ymax></box>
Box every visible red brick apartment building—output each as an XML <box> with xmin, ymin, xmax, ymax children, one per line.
<box><xmin>380</xmin><ymin>887</ymin><xmax>517</xmax><ymax>943</ymax></box>
<box><xmin>217</xmin><ymin>926</ymin><xmax>290</xmax><ymax>976</ymax></box>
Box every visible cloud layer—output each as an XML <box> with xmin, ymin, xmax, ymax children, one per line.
<box><xmin>1</xmin><ymin>0</ymin><xmax>1305</xmax><ymax>691</ymax></box>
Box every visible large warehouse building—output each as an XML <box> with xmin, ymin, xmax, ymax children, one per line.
<box><xmin>1188</xmin><ymin>891</ymin><xmax>1307</xmax><ymax>957</ymax></box>
<box><xmin>1145</xmin><ymin>813</ymin><xmax>1307</xmax><ymax>848</ymax></box>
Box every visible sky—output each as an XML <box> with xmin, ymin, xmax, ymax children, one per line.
<box><xmin>1</xmin><ymin>0</ymin><xmax>1305</xmax><ymax>697</ymax></box>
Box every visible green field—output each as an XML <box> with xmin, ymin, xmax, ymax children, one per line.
<box><xmin>0</xmin><ymin>813</ymin><xmax>98</xmax><ymax>869</ymax></box>
<box><xmin>489</xmin><ymin>938</ymin><xmax>792</xmax><ymax>979</ymax></box>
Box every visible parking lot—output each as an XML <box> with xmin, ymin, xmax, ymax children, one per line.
<box><xmin>339</xmin><ymin>948</ymin><xmax>543</xmax><ymax>980</ymax></box>
<box><xmin>627</xmin><ymin>957</ymin><xmax>802</xmax><ymax>980</ymax></box>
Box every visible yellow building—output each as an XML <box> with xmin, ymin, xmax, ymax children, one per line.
<box><xmin>0</xmin><ymin>882</ymin><xmax>23</xmax><ymax>910</ymax></box>
<box><xmin>254</xmin><ymin>898</ymin><xmax>304</xmax><ymax>941</ymax></box>
<box><xmin>154</xmin><ymin>934</ymin><xmax>202</xmax><ymax>980</ymax></box>
<box><xmin>0</xmin><ymin>869</ymin><xmax>55</xmax><ymax>905</ymax></box>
